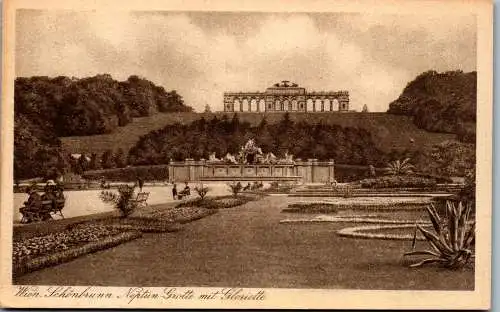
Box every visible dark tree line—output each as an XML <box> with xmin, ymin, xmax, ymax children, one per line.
<box><xmin>387</xmin><ymin>70</ymin><xmax>476</xmax><ymax>143</ymax></box>
<box><xmin>15</xmin><ymin>74</ymin><xmax>192</xmax><ymax>137</ymax></box>
<box><xmin>127</xmin><ymin>113</ymin><xmax>387</xmax><ymax>166</ymax></box>
<box><xmin>14</xmin><ymin>74</ymin><xmax>192</xmax><ymax>180</ymax></box>
<box><xmin>68</xmin><ymin>149</ymin><xmax>128</xmax><ymax>174</ymax></box>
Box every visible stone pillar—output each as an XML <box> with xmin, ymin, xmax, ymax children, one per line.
<box><xmin>200</xmin><ymin>159</ymin><xmax>206</xmax><ymax>179</ymax></box>
<box><xmin>168</xmin><ymin>159</ymin><xmax>174</xmax><ymax>183</ymax></box>
<box><xmin>185</xmin><ymin>158</ymin><xmax>195</xmax><ymax>181</ymax></box>
<box><xmin>311</xmin><ymin>159</ymin><xmax>318</xmax><ymax>182</ymax></box>
<box><xmin>313</xmin><ymin>101</ymin><xmax>316</xmax><ymax>112</ymax></box>
<box><xmin>329</xmin><ymin>159</ymin><xmax>335</xmax><ymax>182</ymax></box>
<box><xmin>295</xmin><ymin>158</ymin><xmax>302</xmax><ymax>177</ymax></box>
<box><xmin>306</xmin><ymin>159</ymin><xmax>314</xmax><ymax>183</ymax></box>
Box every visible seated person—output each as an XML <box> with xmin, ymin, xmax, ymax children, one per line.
<box><xmin>182</xmin><ymin>182</ymin><xmax>191</xmax><ymax>196</ymax></box>
<box><xmin>100</xmin><ymin>177</ymin><xmax>107</xmax><ymax>189</ymax></box>
<box><xmin>23</xmin><ymin>187</ymin><xmax>42</xmax><ymax>209</ymax></box>
<box><xmin>42</xmin><ymin>188</ymin><xmax>56</xmax><ymax>201</ymax></box>
<box><xmin>21</xmin><ymin>188</ymin><xmax>42</xmax><ymax>222</ymax></box>
<box><xmin>55</xmin><ymin>185</ymin><xmax>65</xmax><ymax>200</ymax></box>
<box><xmin>243</xmin><ymin>183</ymin><xmax>251</xmax><ymax>191</ymax></box>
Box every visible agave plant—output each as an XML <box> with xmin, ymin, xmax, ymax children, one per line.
<box><xmin>384</xmin><ymin>158</ymin><xmax>415</xmax><ymax>175</ymax></box>
<box><xmin>100</xmin><ymin>184</ymin><xmax>138</xmax><ymax>218</ymax></box>
<box><xmin>404</xmin><ymin>200</ymin><xmax>475</xmax><ymax>269</ymax></box>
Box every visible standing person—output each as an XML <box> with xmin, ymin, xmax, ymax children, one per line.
<box><xmin>183</xmin><ymin>182</ymin><xmax>190</xmax><ymax>196</ymax></box>
<box><xmin>137</xmin><ymin>177</ymin><xmax>144</xmax><ymax>192</ymax></box>
<box><xmin>172</xmin><ymin>183</ymin><xmax>178</xmax><ymax>200</ymax></box>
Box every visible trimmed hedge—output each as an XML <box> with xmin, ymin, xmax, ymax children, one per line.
<box><xmin>82</xmin><ymin>165</ymin><xmax>169</xmax><ymax>182</ymax></box>
<box><xmin>360</xmin><ymin>175</ymin><xmax>437</xmax><ymax>189</ymax></box>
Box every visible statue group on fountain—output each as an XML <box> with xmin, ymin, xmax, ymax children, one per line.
<box><xmin>208</xmin><ymin>139</ymin><xmax>295</xmax><ymax>165</ymax></box>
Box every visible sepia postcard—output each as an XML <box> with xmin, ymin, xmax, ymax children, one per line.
<box><xmin>0</xmin><ymin>0</ymin><xmax>493</xmax><ymax>309</ymax></box>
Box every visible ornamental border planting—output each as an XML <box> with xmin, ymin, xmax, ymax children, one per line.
<box><xmin>13</xmin><ymin>231</ymin><xmax>142</xmax><ymax>278</ymax></box>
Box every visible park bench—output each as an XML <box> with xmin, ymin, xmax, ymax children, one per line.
<box><xmin>20</xmin><ymin>199</ymin><xmax>65</xmax><ymax>223</ymax></box>
<box><xmin>130</xmin><ymin>192</ymin><xmax>150</xmax><ymax>208</ymax></box>
<box><xmin>177</xmin><ymin>188</ymin><xmax>191</xmax><ymax>200</ymax></box>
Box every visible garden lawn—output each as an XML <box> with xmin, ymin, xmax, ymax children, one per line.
<box><xmin>14</xmin><ymin>196</ymin><xmax>473</xmax><ymax>290</ymax></box>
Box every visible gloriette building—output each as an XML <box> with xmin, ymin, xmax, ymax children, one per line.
<box><xmin>223</xmin><ymin>80</ymin><xmax>349</xmax><ymax>113</ymax></box>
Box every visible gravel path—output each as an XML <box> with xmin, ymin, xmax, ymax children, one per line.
<box><xmin>15</xmin><ymin>196</ymin><xmax>473</xmax><ymax>290</ymax></box>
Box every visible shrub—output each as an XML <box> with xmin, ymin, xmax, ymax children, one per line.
<box><xmin>404</xmin><ymin>201</ymin><xmax>475</xmax><ymax>269</ymax></box>
<box><xmin>266</xmin><ymin>181</ymin><xmax>293</xmax><ymax>193</ymax></box>
<box><xmin>227</xmin><ymin>182</ymin><xmax>243</xmax><ymax>197</ymax></box>
<box><xmin>457</xmin><ymin>168</ymin><xmax>476</xmax><ymax>206</ymax></box>
<box><xmin>194</xmin><ymin>183</ymin><xmax>210</xmax><ymax>200</ymax></box>
<box><xmin>341</xmin><ymin>185</ymin><xmax>353</xmax><ymax>198</ymax></box>
<box><xmin>100</xmin><ymin>184</ymin><xmax>138</xmax><ymax>217</ymax></box>
<box><xmin>385</xmin><ymin>158</ymin><xmax>415</xmax><ymax>175</ymax></box>
<box><xmin>360</xmin><ymin>175</ymin><xmax>436</xmax><ymax>189</ymax></box>
<box><xmin>334</xmin><ymin>164</ymin><xmax>384</xmax><ymax>182</ymax></box>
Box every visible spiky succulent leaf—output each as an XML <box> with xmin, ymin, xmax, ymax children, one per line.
<box><xmin>425</xmin><ymin>204</ymin><xmax>442</xmax><ymax>235</ymax></box>
<box><xmin>462</xmin><ymin>222</ymin><xmax>476</xmax><ymax>249</ymax></box>
<box><xmin>410</xmin><ymin>258</ymin><xmax>447</xmax><ymax>268</ymax></box>
<box><xmin>417</xmin><ymin>225</ymin><xmax>454</xmax><ymax>256</ymax></box>
<box><xmin>404</xmin><ymin>250</ymin><xmax>441</xmax><ymax>257</ymax></box>
<box><xmin>411</xmin><ymin>224</ymin><xmax>418</xmax><ymax>250</ymax></box>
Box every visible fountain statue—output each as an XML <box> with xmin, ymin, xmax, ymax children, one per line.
<box><xmin>208</xmin><ymin>140</ymin><xmax>295</xmax><ymax>165</ymax></box>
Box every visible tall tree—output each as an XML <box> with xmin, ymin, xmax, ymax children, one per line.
<box><xmin>113</xmin><ymin>148</ymin><xmax>126</xmax><ymax>168</ymax></box>
<box><xmin>101</xmin><ymin>149</ymin><xmax>115</xmax><ymax>169</ymax></box>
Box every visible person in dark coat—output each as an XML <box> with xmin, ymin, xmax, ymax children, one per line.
<box><xmin>183</xmin><ymin>182</ymin><xmax>190</xmax><ymax>196</ymax></box>
<box><xmin>137</xmin><ymin>177</ymin><xmax>144</xmax><ymax>192</ymax></box>
<box><xmin>172</xmin><ymin>184</ymin><xmax>178</xmax><ymax>200</ymax></box>
<box><xmin>21</xmin><ymin>188</ymin><xmax>42</xmax><ymax>223</ymax></box>
<box><xmin>24</xmin><ymin>188</ymin><xmax>42</xmax><ymax>208</ymax></box>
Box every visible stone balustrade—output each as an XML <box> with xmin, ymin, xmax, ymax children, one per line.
<box><xmin>168</xmin><ymin>158</ymin><xmax>335</xmax><ymax>183</ymax></box>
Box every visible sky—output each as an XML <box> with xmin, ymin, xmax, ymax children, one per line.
<box><xmin>15</xmin><ymin>10</ymin><xmax>477</xmax><ymax>112</ymax></box>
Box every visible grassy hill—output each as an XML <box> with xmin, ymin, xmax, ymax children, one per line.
<box><xmin>387</xmin><ymin>70</ymin><xmax>476</xmax><ymax>142</ymax></box>
<box><xmin>61</xmin><ymin>112</ymin><xmax>455</xmax><ymax>155</ymax></box>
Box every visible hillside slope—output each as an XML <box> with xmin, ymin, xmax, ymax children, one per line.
<box><xmin>387</xmin><ymin>70</ymin><xmax>476</xmax><ymax>142</ymax></box>
<box><xmin>61</xmin><ymin>112</ymin><xmax>455</xmax><ymax>155</ymax></box>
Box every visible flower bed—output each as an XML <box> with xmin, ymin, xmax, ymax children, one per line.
<box><xmin>13</xmin><ymin>224</ymin><xmax>142</xmax><ymax>277</ymax></box>
<box><xmin>360</xmin><ymin>175</ymin><xmax>437</xmax><ymax>189</ymax></box>
<box><xmin>176</xmin><ymin>195</ymin><xmax>258</xmax><ymax>210</ymax></box>
<box><xmin>138</xmin><ymin>206</ymin><xmax>217</xmax><ymax>224</ymax></box>
<box><xmin>94</xmin><ymin>218</ymin><xmax>182</xmax><ymax>233</ymax></box>
<box><xmin>284</xmin><ymin>200</ymin><xmax>429</xmax><ymax>213</ymax></box>
<box><xmin>337</xmin><ymin>224</ymin><xmax>429</xmax><ymax>241</ymax></box>
<box><xmin>283</xmin><ymin>203</ymin><xmax>338</xmax><ymax>214</ymax></box>
<box><xmin>280</xmin><ymin>215</ymin><xmax>429</xmax><ymax>224</ymax></box>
